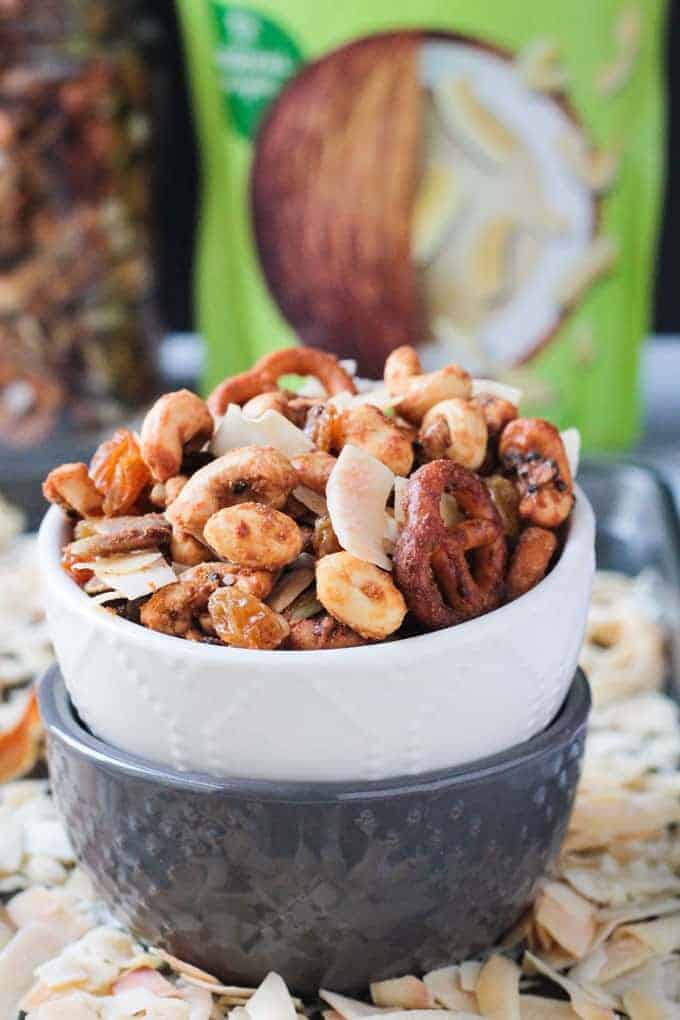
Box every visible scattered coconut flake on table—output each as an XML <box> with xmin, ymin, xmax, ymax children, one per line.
<box><xmin>212</xmin><ymin>403</ymin><xmax>313</xmax><ymax>459</ymax></box>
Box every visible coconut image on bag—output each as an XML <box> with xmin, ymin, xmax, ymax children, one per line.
<box><xmin>252</xmin><ymin>32</ymin><xmax>606</xmax><ymax>378</ymax></box>
<box><xmin>176</xmin><ymin>1</ymin><xmax>666</xmax><ymax>451</ymax></box>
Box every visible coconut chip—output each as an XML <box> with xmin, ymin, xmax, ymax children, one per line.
<box><xmin>212</xmin><ymin>403</ymin><xmax>313</xmax><ymax>459</ymax></box>
<box><xmin>327</xmin><ymin>444</ymin><xmax>394</xmax><ymax>570</ymax></box>
<box><xmin>267</xmin><ymin>568</ymin><xmax>315</xmax><ymax>613</ymax></box>
<box><xmin>370</xmin><ymin>977</ymin><xmax>432</xmax><ymax>1009</ymax></box>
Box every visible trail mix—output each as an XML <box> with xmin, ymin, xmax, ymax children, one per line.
<box><xmin>0</xmin><ymin>1</ymin><xmax>157</xmax><ymax>448</ymax></box>
<box><xmin>1</xmin><ymin>573</ymin><xmax>679</xmax><ymax>1017</ymax></box>
<box><xmin>43</xmin><ymin>346</ymin><xmax>580</xmax><ymax>650</ymax></box>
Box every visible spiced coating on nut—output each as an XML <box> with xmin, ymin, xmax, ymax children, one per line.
<box><xmin>316</xmin><ymin>551</ymin><xmax>407</xmax><ymax>640</ymax></box>
<box><xmin>506</xmin><ymin>527</ymin><xmax>558</xmax><ymax>601</ymax></box>
<box><xmin>166</xmin><ymin>445</ymin><xmax>298</xmax><ymax>539</ymax></box>
<box><xmin>336</xmin><ymin>404</ymin><xmax>414</xmax><ymax>476</ymax></box>
<box><xmin>393</xmin><ymin>461</ymin><xmax>506</xmax><ymax>629</ymax></box>
<box><xmin>180</xmin><ymin>562</ymin><xmax>275</xmax><ymax>601</ymax></box>
<box><xmin>204</xmin><ymin>502</ymin><xmax>303</xmax><ymax>571</ymax></box>
<box><xmin>285</xmin><ymin>614</ymin><xmax>367</xmax><ymax>650</ymax></box>
<box><xmin>141</xmin><ymin>389</ymin><xmax>214</xmax><ymax>483</ymax></box>
<box><xmin>43</xmin><ymin>463</ymin><xmax>103</xmax><ymax>517</ymax></box>
<box><xmin>291</xmin><ymin>451</ymin><xmax>337</xmax><ymax>494</ymax></box>
<box><xmin>500</xmin><ymin>418</ymin><xmax>573</xmax><ymax>529</ymax></box>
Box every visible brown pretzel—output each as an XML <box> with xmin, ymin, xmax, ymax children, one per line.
<box><xmin>393</xmin><ymin>461</ymin><xmax>506</xmax><ymax>629</ymax></box>
<box><xmin>207</xmin><ymin>346</ymin><xmax>356</xmax><ymax>415</ymax></box>
<box><xmin>499</xmin><ymin>418</ymin><xmax>573</xmax><ymax>529</ymax></box>
<box><xmin>506</xmin><ymin>526</ymin><xmax>558</xmax><ymax>601</ymax></box>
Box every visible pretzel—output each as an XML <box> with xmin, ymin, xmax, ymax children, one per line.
<box><xmin>207</xmin><ymin>347</ymin><xmax>356</xmax><ymax>415</ymax></box>
<box><xmin>394</xmin><ymin>461</ymin><xmax>506</xmax><ymax>629</ymax></box>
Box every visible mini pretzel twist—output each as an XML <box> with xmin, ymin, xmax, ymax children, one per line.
<box><xmin>207</xmin><ymin>347</ymin><xmax>356</xmax><ymax>415</ymax></box>
<box><xmin>394</xmin><ymin>460</ymin><xmax>506</xmax><ymax>629</ymax></box>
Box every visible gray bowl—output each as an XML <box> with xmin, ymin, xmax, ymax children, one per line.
<box><xmin>40</xmin><ymin>666</ymin><xmax>589</xmax><ymax>995</ymax></box>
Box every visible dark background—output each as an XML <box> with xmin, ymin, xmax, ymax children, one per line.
<box><xmin>148</xmin><ymin>1</ymin><xmax>680</xmax><ymax>335</ymax></box>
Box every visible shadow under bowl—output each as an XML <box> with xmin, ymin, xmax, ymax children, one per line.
<box><xmin>40</xmin><ymin>666</ymin><xmax>590</xmax><ymax>996</ymax></box>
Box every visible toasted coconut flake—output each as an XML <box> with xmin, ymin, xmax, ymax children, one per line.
<box><xmin>29</xmin><ymin>990</ymin><xmax>101</xmax><ymax>1019</ymax></box>
<box><xmin>319</xmin><ymin>991</ymin><xmax>391</xmax><ymax>1018</ymax></box>
<box><xmin>0</xmin><ymin>922</ymin><xmax>82</xmax><ymax>1020</ymax></box>
<box><xmin>267</xmin><ymin>568</ymin><xmax>315</xmax><ymax>613</ymax></box>
<box><xmin>565</xmin><ymin>790</ymin><xmax>680</xmax><ymax>852</ymax></box>
<box><xmin>460</xmin><ymin>962</ymin><xmax>483</xmax><ymax>993</ymax></box>
<box><xmin>519</xmin><ymin>997</ymin><xmax>578</xmax><ymax>1020</ymax></box>
<box><xmin>370</xmin><ymin>976</ymin><xmax>432</xmax><ymax>1009</ymax></box>
<box><xmin>23</xmin><ymin>819</ymin><xmax>74</xmax><ymax>863</ymax></box>
<box><xmin>412</xmin><ymin>162</ymin><xmax>462</xmax><ymax>264</ymax></box>
<box><xmin>596</xmin><ymin>5</ymin><xmax>641</xmax><ymax>95</ymax></box>
<box><xmin>292</xmin><ymin>485</ymin><xmax>328</xmax><ymax>516</ymax></box>
<box><xmin>91</xmin><ymin>556</ymin><xmax>176</xmax><ymax>602</ymax></box>
<box><xmin>176</xmin><ymin>980</ymin><xmax>214</xmax><ymax>1020</ymax></box>
<box><xmin>0</xmin><ymin>816</ymin><xmax>23</xmax><ymax>873</ymax></box>
<box><xmin>75</xmin><ymin>550</ymin><xmax>164</xmax><ymax>575</ymax></box>
<box><xmin>617</xmin><ymin>913</ymin><xmax>680</xmax><ymax>955</ymax></box>
<box><xmin>212</xmin><ymin>404</ymin><xmax>313</xmax><ymax>459</ymax></box>
<box><xmin>621</xmin><ymin>986</ymin><xmax>671</xmax><ymax>1020</ymax></box>
<box><xmin>246</xmin><ymin>972</ymin><xmax>297</xmax><ymax>1020</ymax></box>
<box><xmin>555</xmin><ymin>238</ymin><xmax>618</xmax><ymax>310</ymax></box>
<box><xmin>523</xmin><ymin>952</ymin><xmax>617</xmax><ymax>1012</ymax></box>
<box><xmin>113</xmin><ymin>967</ymin><xmax>179</xmax><ymax>997</ymax></box>
<box><xmin>327</xmin><ymin>444</ymin><xmax>395</xmax><ymax>570</ymax></box>
<box><xmin>423</xmin><ymin>966</ymin><xmax>477</xmax><ymax>1012</ymax></box>
<box><xmin>476</xmin><ymin>954</ymin><xmax>520</xmax><ymax>1020</ymax></box>
<box><xmin>435</xmin><ymin>77</ymin><xmax>520</xmax><ymax>166</ymax></box>
<box><xmin>149</xmin><ymin>949</ymin><xmax>220</xmax><ymax>984</ymax></box>
<box><xmin>535</xmin><ymin>882</ymin><xmax>597</xmax><ymax>958</ymax></box>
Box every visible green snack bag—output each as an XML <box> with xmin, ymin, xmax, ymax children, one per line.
<box><xmin>176</xmin><ymin>1</ymin><xmax>667</xmax><ymax>451</ymax></box>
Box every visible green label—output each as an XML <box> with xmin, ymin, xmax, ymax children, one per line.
<box><xmin>209</xmin><ymin>3</ymin><xmax>303</xmax><ymax>139</ymax></box>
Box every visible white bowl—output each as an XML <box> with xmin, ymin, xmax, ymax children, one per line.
<box><xmin>39</xmin><ymin>491</ymin><xmax>595</xmax><ymax>782</ymax></box>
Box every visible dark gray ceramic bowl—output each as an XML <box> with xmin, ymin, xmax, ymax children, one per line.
<box><xmin>40</xmin><ymin>666</ymin><xmax>590</xmax><ymax>996</ymax></box>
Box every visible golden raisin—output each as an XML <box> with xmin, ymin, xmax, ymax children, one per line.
<box><xmin>90</xmin><ymin>428</ymin><xmax>151</xmax><ymax>515</ymax></box>
<box><xmin>312</xmin><ymin>515</ymin><xmax>341</xmax><ymax>558</ymax></box>
<box><xmin>484</xmin><ymin>474</ymin><xmax>520</xmax><ymax>539</ymax></box>
<box><xmin>208</xmin><ymin>588</ymin><xmax>290</xmax><ymax>650</ymax></box>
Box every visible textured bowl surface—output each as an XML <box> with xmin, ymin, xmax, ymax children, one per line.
<box><xmin>39</xmin><ymin>490</ymin><xmax>595</xmax><ymax>781</ymax></box>
<box><xmin>41</xmin><ymin>666</ymin><xmax>590</xmax><ymax>996</ymax></box>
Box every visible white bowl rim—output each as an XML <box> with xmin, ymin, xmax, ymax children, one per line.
<box><xmin>39</xmin><ymin>485</ymin><xmax>594</xmax><ymax>666</ymax></box>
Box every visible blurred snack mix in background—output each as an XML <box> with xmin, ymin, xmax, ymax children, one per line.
<box><xmin>0</xmin><ymin>0</ymin><xmax>160</xmax><ymax>459</ymax></box>
<box><xmin>177</xmin><ymin>1</ymin><xmax>667</xmax><ymax>451</ymax></box>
